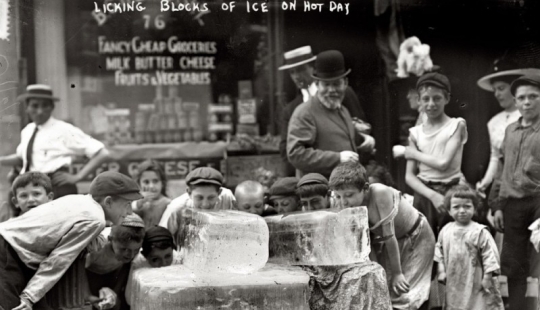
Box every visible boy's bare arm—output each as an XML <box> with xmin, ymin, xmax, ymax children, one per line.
<box><xmin>405</xmin><ymin>160</ymin><xmax>445</xmax><ymax>213</ymax></box>
<box><xmin>0</xmin><ymin>153</ymin><xmax>22</xmax><ymax>166</ymax></box>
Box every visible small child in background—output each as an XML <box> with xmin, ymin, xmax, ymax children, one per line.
<box><xmin>160</xmin><ymin>167</ymin><xmax>236</xmax><ymax>245</ymax></box>
<box><xmin>11</xmin><ymin>172</ymin><xmax>54</xmax><ymax>216</ymax></box>
<box><xmin>86</xmin><ymin>213</ymin><xmax>146</xmax><ymax>310</ymax></box>
<box><xmin>126</xmin><ymin>226</ymin><xmax>182</xmax><ymax>306</ymax></box>
<box><xmin>132</xmin><ymin>159</ymin><xmax>171</xmax><ymax>229</ymax></box>
<box><xmin>235</xmin><ymin>180</ymin><xmax>277</xmax><ymax>216</ymax></box>
<box><xmin>296</xmin><ymin>173</ymin><xmax>335</xmax><ymax>211</ymax></box>
<box><xmin>268</xmin><ymin>177</ymin><xmax>300</xmax><ymax>214</ymax></box>
<box><xmin>364</xmin><ymin>161</ymin><xmax>415</xmax><ymax>206</ymax></box>
<box><xmin>435</xmin><ymin>184</ymin><xmax>504</xmax><ymax>309</ymax></box>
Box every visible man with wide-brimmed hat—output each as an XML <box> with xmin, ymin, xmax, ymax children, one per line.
<box><xmin>0</xmin><ymin>84</ymin><xmax>110</xmax><ymax>200</ymax></box>
<box><xmin>287</xmin><ymin>50</ymin><xmax>376</xmax><ymax>179</ymax></box>
<box><xmin>279</xmin><ymin>46</ymin><xmax>369</xmax><ymax>176</ymax></box>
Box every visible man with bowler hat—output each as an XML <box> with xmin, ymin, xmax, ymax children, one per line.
<box><xmin>0</xmin><ymin>84</ymin><xmax>110</xmax><ymax>199</ymax></box>
<box><xmin>287</xmin><ymin>50</ymin><xmax>376</xmax><ymax>179</ymax></box>
<box><xmin>278</xmin><ymin>46</ymin><xmax>371</xmax><ymax>176</ymax></box>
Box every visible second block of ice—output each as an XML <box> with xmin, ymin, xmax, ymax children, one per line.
<box><xmin>266</xmin><ymin>207</ymin><xmax>370</xmax><ymax>265</ymax></box>
<box><xmin>182</xmin><ymin>209</ymin><xmax>269</xmax><ymax>274</ymax></box>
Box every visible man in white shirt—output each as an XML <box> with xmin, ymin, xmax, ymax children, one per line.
<box><xmin>0</xmin><ymin>84</ymin><xmax>109</xmax><ymax>199</ymax></box>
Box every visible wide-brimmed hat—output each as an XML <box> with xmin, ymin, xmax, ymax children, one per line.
<box><xmin>278</xmin><ymin>46</ymin><xmax>317</xmax><ymax>71</ymax></box>
<box><xmin>477</xmin><ymin>57</ymin><xmax>540</xmax><ymax>91</ymax></box>
<box><xmin>311</xmin><ymin>50</ymin><xmax>351</xmax><ymax>81</ymax></box>
<box><xmin>16</xmin><ymin>84</ymin><xmax>60</xmax><ymax>102</ymax></box>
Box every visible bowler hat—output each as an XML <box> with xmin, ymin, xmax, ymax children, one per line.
<box><xmin>311</xmin><ymin>50</ymin><xmax>351</xmax><ymax>81</ymax></box>
<box><xmin>510</xmin><ymin>75</ymin><xmax>540</xmax><ymax>96</ymax></box>
<box><xmin>269</xmin><ymin>177</ymin><xmax>299</xmax><ymax>200</ymax></box>
<box><xmin>417</xmin><ymin>72</ymin><xmax>451</xmax><ymax>93</ymax></box>
<box><xmin>297</xmin><ymin>173</ymin><xmax>329</xmax><ymax>187</ymax></box>
<box><xmin>477</xmin><ymin>57</ymin><xmax>540</xmax><ymax>92</ymax></box>
<box><xmin>90</xmin><ymin>171</ymin><xmax>143</xmax><ymax>200</ymax></box>
<box><xmin>279</xmin><ymin>46</ymin><xmax>317</xmax><ymax>71</ymax></box>
<box><xmin>185</xmin><ymin>167</ymin><xmax>223</xmax><ymax>186</ymax></box>
<box><xmin>16</xmin><ymin>84</ymin><xmax>60</xmax><ymax>102</ymax></box>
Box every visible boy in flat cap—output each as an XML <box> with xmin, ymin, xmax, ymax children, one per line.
<box><xmin>492</xmin><ymin>75</ymin><xmax>540</xmax><ymax>309</ymax></box>
<box><xmin>296</xmin><ymin>173</ymin><xmax>336</xmax><ymax>211</ymax></box>
<box><xmin>269</xmin><ymin>177</ymin><xmax>300</xmax><ymax>214</ymax></box>
<box><xmin>159</xmin><ymin>167</ymin><xmax>235</xmax><ymax>245</ymax></box>
<box><xmin>404</xmin><ymin>72</ymin><xmax>468</xmax><ymax>238</ymax></box>
<box><xmin>0</xmin><ymin>171</ymin><xmax>142</xmax><ymax>310</ymax></box>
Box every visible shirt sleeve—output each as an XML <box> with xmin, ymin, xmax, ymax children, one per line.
<box><xmin>21</xmin><ymin>220</ymin><xmax>104</xmax><ymax>304</ymax></box>
<box><xmin>217</xmin><ymin>188</ymin><xmax>236</xmax><ymax>210</ymax></box>
<box><xmin>62</xmin><ymin>124</ymin><xmax>105</xmax><ymax>158</ymax></box>
<box><xmin>158</xmin><ymin>194</ymin><xmax>189</xmax><ymax>228</ymax></box>
<box><xmin>478</xmin><ymin>227</ymin><xmax>500</xmax><ymax>275</ymax></box>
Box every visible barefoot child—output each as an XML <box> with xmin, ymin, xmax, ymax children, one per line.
<box><xmin>404</xmin><ymin>72</ymin><xmax>468</xmax><ymax>237</ymax></box>
<box><xmin>11</xmin><ymin>172</ymin><xmax>54</xmax><ymax>216</ymax></box>
<box><xmin>132</xmin><ymin>159</ymin><xmax>171</xmax><ymax>229</ymax></box>
<box><xmin>435</xmin><ymin>185</ymin><xmax>504</xmax><ymax>309</ymax></box>
<box><xmin>330</xmin><ymin>162</ymin><xmax>435</xmax><ymax>310</ymax></box>
<box><xmin>268</xmin><ymin>177</ymin><xmax>301</xmax><ymax>214</ymax></box>
<box><xmin>296</xmin><ymin>173</ymin><xmax>335</xmax><ymax>211</ymax></box>
<box><xmin>235</xmin><ymin>180</ymin><xmax>277</xmax><ymax>216</ymax></box>
<box><xmin>86</xmin><ymin>213</ymin><xmax>146</xmax><ymax>310</ymax></box>
<box><xmin>0</xmin><ymin>171</ymin><xmax>141</xmax><ymax>310</ymax></box>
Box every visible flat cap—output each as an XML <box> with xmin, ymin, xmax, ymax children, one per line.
<box><xmin>510</xmin><ymin>75</ymin><xmax>540</xmax><ymax>96</ymax></box>
<box><xmin>417</xmin><ymin>72</ymin><xmax>451</xmax><ymax>93</ymax></box>
<box><xmin>297</xmin><ymin>173</ymin><xmax>329</xmax><ymax>188</ymax></box>
<box><xmin>121</xmin><ymin>213</ymin><xmax>145</xmax><ymax>228</ymax></box>
<box><xmin>90</xmin><ymin>171</ymin><xmax>143</xmax><ymax>200</ymax></box>
<box><xmin>185</xmin><ymin>167</ymin><xmax>223</xmax><ymax>186</ymax></box>
<box><xmin>269</xmin><ymin>177</ymin><xmax>299</xmax><ymax>200</ymax></box>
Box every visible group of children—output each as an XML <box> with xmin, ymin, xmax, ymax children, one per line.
<box><xmin>0</xmin><ymin>71</ymin><xmax>525</xmax><ymax>310</ymax></box>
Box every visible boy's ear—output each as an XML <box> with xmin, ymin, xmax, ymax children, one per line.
<box><xmin>11</xmin><ymin>195</ymin><xmax>18</xmax><ymax>207</ymax></box>
<box><xmin>108</xmin><ymin>235</ymin><xmax>113</xmax><ymax>242</ymax></box>
<box><xmin>218</xmin><ymin>187</ymin><xmax>223</xmax><ymax>196</ymax></box>
<box><xmin>186</xmin><ymin>187</ymin><xmax>191</xmax><ymax>195</ymax></box>
<box><xmin>47</xmin><ymin>192</ymin><xmax>54</xmax><ymax>201</ymax></box>
<box><xmin>363</xmin><ymin>183</ymin><xmax>370</xmax><ymax>191</ymax></box>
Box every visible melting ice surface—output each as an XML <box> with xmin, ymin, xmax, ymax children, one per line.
<box><xmin>182</xmin><ymin>210</ymin><xmax>269</xmax><ymax>274</ymax></box>
<box><xmin>265</xmin><ymin>206</ymin><xmax>371</xmax><ymax>265</ymax></box>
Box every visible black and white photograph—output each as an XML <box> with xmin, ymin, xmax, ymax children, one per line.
<box><xmin>1</xmin><ymin>0</ymin><xmax>540</xmax><ymax>309</ymax></box>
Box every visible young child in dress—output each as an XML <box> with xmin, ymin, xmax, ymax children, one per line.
<box><xmin>268</xmin><ymin>177</ymin><xmax>300</xmax><ymax>214</ymax></box>
<box><xmin>132</xmin><ymin>159</ymin><xmax>171</xmax><ymax>229</ymax></box>
<box><xmin>0</xmin><ymin>171</ymin><xmax>141</xmax><ymax>310</ymax></box>
<box><xmin>235</xmin><ymin>180</ymin><xmax>277</xmax><ymax>216</ymax></box>
<box><xmin>160</xmin><ymin>167</ymin><xmax>236</xmax><ymax>245</ymax></box>
<box><xmin>404</xmin><ymin>72</ymin><xmax>468</xmax><ymax>237</ymax></box>
<box><xmin>86</xmin><ymin>213</ymin><xmax>146</xmax><ymax>310</ymax></box>
<box><xmin>296</xmin><ymin>173</ymin><xmax>335</xmax><ymax>211</ymax></box>
<box><xmin>435</xmin><ymin>184</ymin><xmax>504</xmax><ymax>309</ymax></box>
<box><xmin>126</xmin><ymin>225</ymin><xmax>182</xmax><ymax>306</ymax></box>
<box><xmin>329</xmin><ymin>161</ymin><xmax>435</xmax><ymax>310</ymax></box>
<box><xmin>11</xmin><ymin>172</ymin><xmax>54</xmax><ymax>216</ymax></box>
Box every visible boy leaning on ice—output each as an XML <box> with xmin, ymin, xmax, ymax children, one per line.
<box><xmin>0</xmin><ymin>171</ymin><xmax>142</xmax><ymax>310</ymax></box>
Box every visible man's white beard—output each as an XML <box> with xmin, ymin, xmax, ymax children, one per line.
<box><xmin>318</xmin><ymin>94</ymin><xmax>342</xmax><ymax>110</ymax></box>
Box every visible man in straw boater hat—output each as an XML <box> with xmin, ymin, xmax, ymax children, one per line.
<box><xmin>0</xmin><ymin>84</ymin><xmax>110</xmax><ymax>200</ymax></box>
<box><xmin>287</xmin><ymin>50</ymin><xmax>376</xmax><ymax>179</ymax></box>
<box><xmin>278</xmin><ymin>46</ymin><xmax>371</xmax><ymax>177</ymax></box>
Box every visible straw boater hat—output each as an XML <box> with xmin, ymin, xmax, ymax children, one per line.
<box><xmin>311</xmin><ymin>50</ymin><xmax>351</xmax><ymax>81</ymax></box>
<box><xmin>278</xmin><ymin>46</ymin><xmax>317</xmax><ymax>71</ymax></box>
<box><xmin>16</xmin><ymin>84</ymin><xmax>60</xmax><ymax>102</ymax></box>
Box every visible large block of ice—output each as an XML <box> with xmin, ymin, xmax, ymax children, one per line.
<box><xmin>130</xmin><ymin>264</ymin><xmax>310</xmax><ymax>310</ymax></box>
<box><xmin>182</xmin><ymin>209</ymin><xmax>269</xmax><ymax>274</ymax></box>
<box><xmin>266</xmin><ymin>207</ymin><xmax>370</xmax><ymax>265</ymax></box>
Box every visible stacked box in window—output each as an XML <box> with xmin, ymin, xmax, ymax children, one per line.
<box><xmin>105</xmin><ymin>109</ymin><xmax>131</xmax><ymax>145</ymax></box>
<box><xmin>208</xmin><ymin>104</ymin><xmax>233</xmax><ymax>142</ymax></box>
<box><xmin>135</xmin><ymin>104</ymin><xmax>155</xmax><ymax>144</ymax></box>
